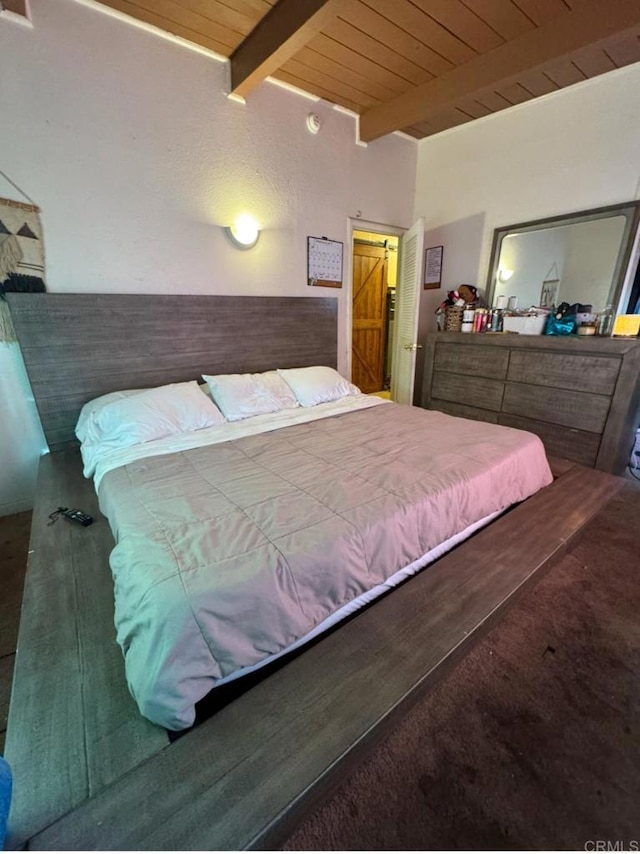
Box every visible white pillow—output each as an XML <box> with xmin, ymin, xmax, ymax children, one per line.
<box><xmin>76</xmin><ymin>389</ymin><xmax>145</xmax><ymax>444</ymax></box>
<box><xmin>77</xmin><ymin>381</ymin><xmax>225</xmax><ymax>451</ymax></box>
<box><xmin>202</xmin><ymin>371</ymin><xmax>298</xmax><ymax>422</ymax></box>
<box><xmin>277</xmin><ymin>366</ymin><xmax>361</xmax><ymax>407</ymax></box>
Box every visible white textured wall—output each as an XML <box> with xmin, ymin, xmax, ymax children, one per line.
<box><xmin>414</xmin><ymin>63</ymin><xmax>640</xmax><ymax>332</ymax></box>
<box><xmin>0</xmin><ymin>0</ymin><xmax>416</xmax><ymax>514</ymax></box>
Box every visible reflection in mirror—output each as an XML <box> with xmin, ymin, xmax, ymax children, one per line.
<box><xmin>486</xmin><ymin>202</ymin><xmax>640</xmax><ymax>314</ymax></box>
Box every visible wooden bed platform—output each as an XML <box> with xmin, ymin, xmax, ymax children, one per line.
<box><xmin>3</xmin><ymin>293</ymin><xmax>624</xmax><ymax>849</ymax></box>
<box><xmin>5</xmin><ymin>451</ymin><xmax>622</xmax><ymax>850</ymax></box>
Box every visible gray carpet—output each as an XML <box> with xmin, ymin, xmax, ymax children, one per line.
<box><xmin>283</xmin><ymin>482</ymin><xmax>640</xmax><ymax>851</ymax></box>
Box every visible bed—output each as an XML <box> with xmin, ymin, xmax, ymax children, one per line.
<box><xmin>84</xmin><ymin>386</ymin><xmax>552</xmax><ymax>730</ymax></box>
<box><xmin>4</xmin><ymin>293</ymin><xmax>621</xmax><ymax>850</ymax></box>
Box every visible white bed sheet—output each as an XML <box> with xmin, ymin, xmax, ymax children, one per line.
<box><xmin>86</xmin><ymin>394</ymin><xmax>387</xmax><ymax>489</ymax></box>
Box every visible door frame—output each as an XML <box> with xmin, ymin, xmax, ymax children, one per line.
<box><xmin>345</xmin><ymin>217</ymin><xmax>407</xmax><ymax>383</ymax></box>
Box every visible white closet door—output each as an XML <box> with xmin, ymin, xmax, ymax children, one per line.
<box><xmin>391</xmin><ymin>218</ymin><xmax>425</xmax><ymax>405</ymax></box>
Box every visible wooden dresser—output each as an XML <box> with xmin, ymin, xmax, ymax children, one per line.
<box><xmin>421</xmin><ymin>332</ymin><xmax>640</xmax><ymax>474</ymax></box>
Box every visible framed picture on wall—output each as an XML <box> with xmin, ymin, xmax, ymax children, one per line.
<box><xmin>424</xmin><ymin>245</ymin><xmax>443</xmax><ymax>289</ymax></box>
<box><xmin>540</xmin><ymin>278</ymin><xmax>559</xmax><ymax>307</ymax></box>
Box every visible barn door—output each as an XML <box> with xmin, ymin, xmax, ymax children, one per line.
<box><xmin>391</xmin><ymin>218</ymin><xmax>424</xmax><ymax>405</ymax></box>
<box><xmin>351</xmin><ymin>242</ymin><xmax>388</xmax><ymax>394</ymax></box>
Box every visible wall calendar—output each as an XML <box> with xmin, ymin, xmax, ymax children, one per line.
<box><xmin>307</xmin><ymin>236</ymin><xmax>343</xmax><ymax>288</ymax></box>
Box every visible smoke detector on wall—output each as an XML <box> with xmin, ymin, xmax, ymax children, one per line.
<box><xmin>306</xmin><ymin>113</ymin><xmax>322</xmax><ymax>134</ymax></box>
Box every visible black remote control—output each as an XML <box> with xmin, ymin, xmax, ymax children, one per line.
<box><xmin>61</xmin><ymin>508</ymin><xmax>94</xmax><ymax>527</ymax></box>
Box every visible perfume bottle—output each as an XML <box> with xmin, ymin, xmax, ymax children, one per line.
<box><xmin>596</xmin><ymin>305</ymin><xmax>613</xmax><ymax>336</ymax></box>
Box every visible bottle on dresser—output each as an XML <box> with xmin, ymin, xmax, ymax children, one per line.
<box><xmin>473</xmin><ymin>309</ymin><xmax>487</xmax><ymax>333</ymax></box>
<box><xmin>461</xmin><ymin>305</ymin><xmax>475</xmax><ymax>333</ymax></box>
<box><xmin>489</xmin><ymin>295</ymin><xmax>506</xmax><ymax>332</ymax></box>
<box><xmin>596</xmin><ymin>304</ymin><xmax>614</xmax><ymax>336</ymax></box>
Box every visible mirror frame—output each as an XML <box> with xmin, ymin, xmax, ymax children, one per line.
<box><xmin>485</xmin><ymin>200</ymin><xmax>640</xmax><ymax>311</ymax></box>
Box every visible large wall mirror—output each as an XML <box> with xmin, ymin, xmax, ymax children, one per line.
<box><xmin>486</xmin><ymin>201</ymin><xmax>640</xmax><ymax>313</ymax></box>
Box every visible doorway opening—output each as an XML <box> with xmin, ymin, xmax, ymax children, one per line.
<box><xmin>351</xmin><ymin>229</ymin><xmax>398</xmax><ymax>397</ymax></box>
<box><xmin>347</xmin><ymin>216</ymin><xmax>424</xmax><ymax>405</ymax></box>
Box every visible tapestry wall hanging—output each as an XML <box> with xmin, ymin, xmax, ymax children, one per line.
<box><xmin>0</xmin><ymin>197</ymin><xmax>46</xmax><ymax>342</ymax></box>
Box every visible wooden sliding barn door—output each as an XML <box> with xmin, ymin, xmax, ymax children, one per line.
<box><xmin>352</xmin><ymin>242</ymin><xmax>388</xmax><ymax>394</ymax></box>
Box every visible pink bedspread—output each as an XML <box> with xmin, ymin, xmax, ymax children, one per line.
<box><xmin>98</xmin><ymin>403</ymin><xmax>553</xmax><ymax>730</ymax></box>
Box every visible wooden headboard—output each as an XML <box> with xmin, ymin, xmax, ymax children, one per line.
<box><xmin>7</xmin><ymin>293</ymin><xmax>338</xmax><ymax>450</ymax></box>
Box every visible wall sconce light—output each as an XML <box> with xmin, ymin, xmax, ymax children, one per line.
<box><xmin>225</xmin><ymin>214</ymin><xmax>260</xmax><ymax>250</ymax></box>
<box><xmin>498</xmin><ymin>268</ymin><xmax>514</xmax><ymax>283</ymax></box>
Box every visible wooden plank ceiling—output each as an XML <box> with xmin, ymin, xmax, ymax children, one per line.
<box><xmin>95</xmin><ymin>0</ymin><xmax>640</xmax><ymax>140</ymax></box>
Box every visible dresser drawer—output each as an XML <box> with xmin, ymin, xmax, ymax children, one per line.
<box><xmin>431</xmin><ymin>371</ymin><xmax>504</xmax><ymax>411</ymax></box>
<box><xmin>423</xmin><ymin>333</ymin><xmax>640</xmax><ymax>474</ymax></box>
<box><xmin>498</xmin><ymin>414</ymin><xmax>601</xmax><ymax>467</ymax></box>
<box><xmin>434</xmin><ymin>342</ymin><xmax>509</xmax><ymax>380</ymax></box>
<box><xmin>431</xmin><ymin>399</ymin><xmax>499</xmax><ymax>424</ymax></box>
<box><xmin>502</xmin><ymin>382</ymin><xmax>610</xmax><ymax>433</ymax></box>
<box><xmin>507</xmin><ymin>350</ymin><xmax>621</xmax><ymax>395</ymax></box>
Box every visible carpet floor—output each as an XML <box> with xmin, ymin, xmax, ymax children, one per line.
<box><xmin>283</xmin><ymin>482</ymin><xmax>640</xmax><ymax>851</ymax></box>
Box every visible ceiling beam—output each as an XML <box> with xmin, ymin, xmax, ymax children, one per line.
<box><xmin>1</xmin><ymin>0</ymin><xmax>28</xmax><ymax>14</ymax></box>
<box><xmin>229</xmin><ymin>0</ymin><xmax>341</xmax><ymax>99</ymax></box>
<box><xmin>359</xmin><ymin>0</ymin><xmax>640</xmax><ymax>142</ymax></box>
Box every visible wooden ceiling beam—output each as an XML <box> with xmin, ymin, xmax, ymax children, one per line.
<box><xmin>359</xmin><ymin>0</ymin><xmax>640</xmax><ymax>142</ymax></box>
<box><xmin>1</xmin><ymin>0</ymin><xmax>28</xmax><ymax>13</ymax></box>
<box><xmin>229</xmin><ymin>0</ymin><xmax>341</xmax><ymax>98</ymax></box>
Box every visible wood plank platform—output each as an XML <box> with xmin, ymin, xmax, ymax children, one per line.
<box><xmin>5</xmin><ymin>450</ymin><xmax>622</xmax><ymax>851</ymax></box>
<box><xmin>4</xmin><ymin>449</ymin><xmax>168</xmax><ymax>849</ymax></box>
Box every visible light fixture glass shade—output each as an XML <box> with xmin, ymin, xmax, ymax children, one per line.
<box><xmin>498</xmin><ymin>268</ymin><xmax>514</xmax><ymax>282</ymax></box>
<box><xmin>225</xmin><ymin>215</ymin><xmax>260</xmax><ymax>250</ymax></box>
